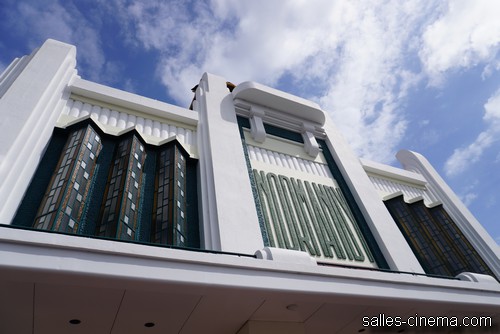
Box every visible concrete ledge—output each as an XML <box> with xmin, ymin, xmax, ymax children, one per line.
<box><xmin>456</xmin><ymin>272</ymin><xmax>499</xmax><ymax>285</ymax></box>
<box><xmin>255</xmin><ymin>247</ymin><xmax>318</xmax><ymax>266</ymax></box>
<box><xmin>71</xmin><ymin>78</ymin><xmax>198</xmax><ymax>126</ymax></box>
<box><xmin>233</xmin><ymin>81</ymin><xmax>325</xmax><ymax>126</ymax></box>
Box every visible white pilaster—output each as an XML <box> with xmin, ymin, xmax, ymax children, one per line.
<box><xmin>195</xmin><ymin>73</ymin><xmax>264</xmax><ymax>253</ymax></box>
<box><xmin>0</xmin><ymin>39</ymin><xmax>78</xmax><ymax>224</ymax></box>
<box><xmin>322</xmin><ymin>117</ymin><xmax>425</xmax><ymax>273</ymax></box>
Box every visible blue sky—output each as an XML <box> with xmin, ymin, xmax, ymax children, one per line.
<box><xmin>1</xmin><ymin>0</ymin><xmax>499</xmax><ymax>244</ymax></box>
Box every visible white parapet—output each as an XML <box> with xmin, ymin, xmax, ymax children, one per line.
<box><xmin>0</xmin><ymin>39</ymin><xmax>78</xmax><ymax>224</ymax></box>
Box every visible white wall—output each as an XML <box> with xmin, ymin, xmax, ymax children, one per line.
<box><xmin>0</xmin><ymin>39</ymin><xmax>77</xmax><ymax>224</ymax></box>
<box><xmin>194</xmin><ymin>73</ymin><xmax>264</xmax><ymax>254</ymax></box>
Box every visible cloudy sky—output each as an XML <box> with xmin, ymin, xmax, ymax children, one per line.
<box><xmin>1</xmin><ymin>0</ymin><xmax>499</xmax><ymax>244</ymax></box>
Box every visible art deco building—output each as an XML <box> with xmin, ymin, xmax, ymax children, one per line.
<box><xmin>0</xmin><ymin>39</ymin><xmax>498</xmax><ymax>333</ymax></box>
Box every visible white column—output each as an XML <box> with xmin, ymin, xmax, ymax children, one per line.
<box><xmin>322</xmin><ymin>117</ymin><xmax>425</xmax><ymax>273</ymax></box>
<box><xmin>0</xmin><ymin>39</ymin><xmax>78</xmax><ymax>224</ymax></box>
<box><xmin>195</xmin><ymin>72</ymin><xmax>264</xmax><ymax>254</ymax></box>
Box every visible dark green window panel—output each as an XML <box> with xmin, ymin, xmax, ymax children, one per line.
<box><xmin>151</xmin><ymin>144</ymin><xmax>188</xmax><ymax>247</ymax></box>
<box><xmin>13</xmin><ymin>119</ymin><xmax>200</xmax><ymax>249</ymax></box>
<box><xmin>384</xmin><ymin>195</ymin><xmax>494</xmax><ymax>277</ymax></box>
<box><xmin>33</xmin><ymin>125</ymin><xmax>102</xmax><ymax>234</ymax></box>
<box><xmin>96</xmin><ymin>135</ymin><xmax>146</xmax><ymax>241</ymax></box>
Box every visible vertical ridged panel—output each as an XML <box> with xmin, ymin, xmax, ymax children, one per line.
<box><xmin>169</xmin><ymin>125</ymin><xmax>177</xmax><ymax>138</ymax></box>
<box><xmin>81</xmin><ymin>103</ymin><xmax>92</xmax><ymax>117</ymax></box>
<box><xmin>144</xmin><ymin>118</ymin><xmax>153</xmax><ymax>136</ymax></box>
<box><xmin>247</xmin><ymin>145</ymin><xmax>333</xmax><ymax>178</ymax></box>
<box><xmin>68</xmin><ymin>100</ymin><xmax>81</xmax><ymax>117</ymax></box>
<box><xmin>126</xmin><ymin>114</ymin><xmax>136</xmax><ymax>128</ymax></box>
<box><xmin>135</xmin><ymin>117</ymin><xmax>145</xmax><ymax>133</ymax></box>
<box><xmin>177</xmin><ymin>127</ymin><xmax>185</xmax><ymax>144</ymax></box>
<box><xmin>90</xmin><ymin>104</ymin><xmax>101</xmax><ymax>119</ymax></box>
<box><xmin>152</xmin><ymin>121</ymin><xmax>161</xmax><ymax>138</ymax></box>
<box><xmin>62</xmin><ymin>99</ymin><xmax>74</xmax><ymax>115</ymax></box>
<box><xmin>161</xmin><ymin>123</ymin><xmax>169</xmax><ymax>139</ymax></box>
<box><xmin>108</xmin><ymin>110</ymin><xmax>119</xmax><ymax>127</ymax></box>
<box><xmin>99</xmin><ymin>108</ymin><xmax>110</xmax><ymax>124</ymax></box>
<box><xmin>368</xmin><ymin>174</ymin><xmax>434</xmax><ymax>204</ymax></box>
<box><xmin>61</xmin><ymin>99</ymin><xmax>196</xmax><ymax>149</ymax></box>
<box><xmin>185</xmin><ymin>129</ymin><xmax>192</xmax><ymax>145</ymax></box>
<box><xmin>117</xmin><ymin>112</ymin><xmax>128</xmax><ymax>129</ymax></box>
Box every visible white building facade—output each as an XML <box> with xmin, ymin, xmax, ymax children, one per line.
<box><xmin>0</xmin><ymin>39</ymin><xmax>498</xmax><ymax>333</ymax></box>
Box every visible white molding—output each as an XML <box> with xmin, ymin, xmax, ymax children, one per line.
<box><xmin>70</xmin><ymin>77</ymin><xmax>198</xmax><ymax>127</ymax></box>
<box><xmin>232</xmin><ymin>81</ymin><xmax>325</xmax><ymax>126</ymax></box>
<box><xmin>456</xmin><ymin>272</ymin><xmax>499</xmax><ymax>285</ymax></box>
<box><xmin>58</xmin><ymin>98</ymin><xmax>198</xmax><ymax>157</ymax></box>
<box><xmin>243</xmin><ymin>129</ymin><xmax>326</xmax><ymax>164</ymax></box>
<box><xmin>361</xmin><ymin>158</ymin><xmax>438</xmax><ymax>205</ymax></box>
<box><xmin>382</xmin><ymin>191</ymin><xmax>404</xmax><ymax>201</ymax></box>
<box><xmin>246</xmin><ymin>145</ymin><xmax>334</xmax><ymax>182</ymax></box>
<box><xmin>368</xmin><ymin>174</ymin><xmax>435</xmax><ymax>205</ymax></box>
<box><xmin>407</xmin><ymin>195</ymin><xmax>425</xmax><ymax>204</ymax></box>
<box><xmin>234</xmin><ymin>99</ymin><xmax>326</xmax><ymax>139</ymax></box>
<box><xmin>361</xmin><ymin>158</ymin><xmax>427</xmax><ymax>186</ymax></box>
<box><xmin>1</xmin><ymin>227</ymin><xmax>498</xmax><ymax>303</ymax></box>
<box><xmin>0</xmin><ymin>51</ymin><xmax>36</xmax><ymax>98</ymax></box>
<box><xmin>234</xmin><ymin>96</ymin><xmax>325</xmax><ymax>158</ymax></box>
<box><xmin>255</xmin><ymin>247</ymin><xmax>317</xmax><ymax>266</ymax></box>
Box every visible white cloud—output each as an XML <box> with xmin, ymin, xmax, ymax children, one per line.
<box><xmin>5</xmin><ymin>1</ymin><xmax>106</xmax><ymax>82</ymax></box>
<box><xmin>117</xmin><ymin>0</ymin><xmax>444</xmax><ymax>163</ymax></box>
<box><xmin>420</xmin><ymin>0</ymin><xmax>500</xmax><ymax>85</ymax></box>
<box><xmin>481</xmin><ymin>60</ymin><xmax>500</xmax><ymax>80</ymax></box>
<box><xmin>445</xmin><ymin>88</ymin><xmax>500</xmax><ymax>177</ymax></box>
<box><xmin>455</xmin><ymin>179</ymin><xmax>479</xmax><ymax>207</ymax></box>
<box><xmin>460</xmin><ymin>192</ymin><xmax>478</xmax><ymax>207</ymax></box>
<box><xmin>484</xmin><ymin>89</ymin><xmax>500</xmax><ymax>122</ymax></box>
<box><xmin>105</xmin><ymin>0</ymin><xmax>499</xmax><ymax>164</ymax></box>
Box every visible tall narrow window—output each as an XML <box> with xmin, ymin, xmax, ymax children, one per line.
<box><xmin>151</xmin><ymin>143</ymin><xmax>188</xmax><ymax>247</ymax></box>
<box><xmin>14</xmin><ymin>119</ymin><xmax>199</xmax><ymax>249</ymax></box>
<box><xmin>33</xmin><ymin>125</ymin><xmax>102</xmax><ymax>233</ymax></box>
<box><xmin>384</xmin><ymin>195</ymin><xmax>494</xmax><ymax>277</ymax></box>
<box><xmin>96</xmin><ymin>135</ymin><xmax>146</xmax><ymax>241</ymax></box>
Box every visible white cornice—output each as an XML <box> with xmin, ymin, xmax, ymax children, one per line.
<box><xmin>71</xmin><ymin>77</ymin><xmax>198</xmax><ymax>126</ymax></box>
<box><xmin>361</xmin><ymin>158</ymin><xmax>427</xmax><ymax>187</ymax></box>
<box><xmin>232</xmin><ymin>81</ymin><xmax>325</xmax><ymax>127</ymax></box>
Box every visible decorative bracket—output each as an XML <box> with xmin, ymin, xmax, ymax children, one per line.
<box><xmin>249</xmin><ymin>105</ymin><xmax>266</xmax><ymax>143</ymax></box>
<box><xmin>302</xmin><ymin>123</ymin><xmax>320</xmax><ymax>158</ymax></box>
